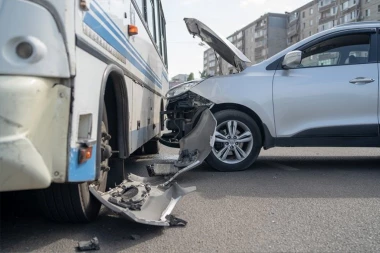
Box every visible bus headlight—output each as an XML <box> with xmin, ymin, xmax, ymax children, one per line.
<box><xmin>165</xmin><ymin>79</ymin><xmax>203</xmax><ymax>99</ymax></box>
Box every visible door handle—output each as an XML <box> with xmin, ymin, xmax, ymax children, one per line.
<box><xmin>349</xmin><ymin>77</ymin><xmax>375</xmax><ymax>84</ymax></box>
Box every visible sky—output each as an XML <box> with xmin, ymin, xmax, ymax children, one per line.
<box><xmin>161</xmin><ymin>0</ymin><xmax>311</xmax><ymax>79</ymax></box>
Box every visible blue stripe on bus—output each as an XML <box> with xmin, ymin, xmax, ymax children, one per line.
<box><xmin>84</xmin><ymin>13</ymin><xmax>162</xmax><ymax>89</ymax></box>
<box><xmin>91</xmin><ymin>0</ymin><xmax>166</xmax><ymax>87</ymax></box>
<box><xmin>162</xmin><ymin>71</ymin><xmax>169</xmax><ymax>82</ymax></box>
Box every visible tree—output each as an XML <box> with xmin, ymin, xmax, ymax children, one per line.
<box><xmin>187</xmin><ymin>72</ymin><xmax>194</xmax><ymax>81</ymax></box>
<box><xmin>199</xmin><ymin>70</ymin><xmax>208</xmax><ymax>78</ymax></box>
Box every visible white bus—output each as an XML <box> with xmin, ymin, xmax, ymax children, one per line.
<box><xmin>0</xmin><ymin>0</ymin><xmax>169</xmax><ymax>222</ymax></box>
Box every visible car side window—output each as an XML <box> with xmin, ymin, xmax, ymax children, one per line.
<box><xmin>298</xmin><ymin>33</ymin><xmax>371</xmax><ymax>68</ymax></box>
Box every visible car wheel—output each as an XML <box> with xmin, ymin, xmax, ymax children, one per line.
<box><xmin>144</xmin><ymin>139</ymin><xmax>160</xmax><ymax>154</ymax></box>
<box><xmin>206</xmin><ymin>109</ymin><xmax>262</xmax><ymax>172</ymax></box>
<box><xmin>37</xmin><ymin>103</ymin><xmax>110</xmax><ymax>223</ymax></box>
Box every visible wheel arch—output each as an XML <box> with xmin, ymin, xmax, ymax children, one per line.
<box><xmin>211</xmin><ymin>103</ymin><xmax>274</xmax><ymax>149</ymax></box>
<box><xmin>100</xmin><ymin>65</ymin><xmax>129</xmax><ymax>161</ymax></box>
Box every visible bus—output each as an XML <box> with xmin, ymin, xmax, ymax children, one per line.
<box><xmin>0</xmin><ymin>0</ymin><xmax>169</xmax><ymax>223</ymax></box>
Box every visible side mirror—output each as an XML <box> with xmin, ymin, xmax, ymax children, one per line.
<box><xmin>282</xmin><ymin>50</ymin><xmax>302</xmax><ymax>69</ymax></box>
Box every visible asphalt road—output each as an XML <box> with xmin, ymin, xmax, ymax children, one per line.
<box><xmin>1</xmin><ymin>146</ymin><xmax>380</xmax><ymax>253</ymax></box>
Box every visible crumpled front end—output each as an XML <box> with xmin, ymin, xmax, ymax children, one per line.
<box><xmin>160</xmin><ymin>91</ymin><xmax>214</xmax><ymax>148</ymax></box>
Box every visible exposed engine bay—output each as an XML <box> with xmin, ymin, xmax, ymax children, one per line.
<box><xmin>160</xmin><ymin>91</ymin><xmax>214</xmax><ymax>148</ymax></box>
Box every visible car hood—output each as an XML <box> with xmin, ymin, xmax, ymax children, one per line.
<box><xmin>184</xmin><ymin>18</ymin><xmax>251</xmax><ymax>72</ymax></box>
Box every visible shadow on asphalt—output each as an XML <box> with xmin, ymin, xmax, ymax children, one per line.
<box><xmin>177</xmin><ymin>156</ymin><xmax>380</xmax><ymax>200</ymax></box>
<box><xmin>1</xmin><ymin>155</ymin><xmax>380</xmax><ymax>252</ymax></box>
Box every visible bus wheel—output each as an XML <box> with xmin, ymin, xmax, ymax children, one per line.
<box><xmin>144</xmin><ymin>139</ymin><xmax>160</xmax><ymax>155</ymax></box>
<box><xmin>37</xmin><ymin>104</ymin><xmax>109</xmax><ymax>223</ymax></box>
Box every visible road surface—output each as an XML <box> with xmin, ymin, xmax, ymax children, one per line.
<box><xmin>1</xmin><ymin>146</ymin><xmax>380</xmax><ymax>252</ymax></box>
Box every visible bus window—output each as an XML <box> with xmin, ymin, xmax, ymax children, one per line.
<box><xmin>136</xmin><ymin>0</ymin><xmax>144</xmax><ymax>16</ymax></box>
<box><xmin>147</xmin><ymin>0</ymin><xmax>156</xmax><ymax>42</ymax></box>
<box><xmin>161</xmin><ymin>13</ymin><xmax>167</xmax><ymax>66</ymax></box>
<box><xmin>154</xmin><ymin>0</ymin><xmax>160</xmax><ymax>47</ymax></box>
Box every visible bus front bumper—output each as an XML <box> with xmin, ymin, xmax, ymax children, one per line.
<box><xmin>0</xmin><ymin>76</ymin><xmax>71</xmax><ymax>192</ymax></box>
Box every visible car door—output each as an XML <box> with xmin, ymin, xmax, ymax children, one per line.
<box><xmin>273</xmin><ymin>29</ymin><xmax>379</xmax><ymax>141</ymax></box>
<box><xmin>378</xmin><ymin>29</ymin><xmax>380</xmax><ymax>129</ymax></box>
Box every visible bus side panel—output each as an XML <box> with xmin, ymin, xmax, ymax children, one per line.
<box><xmin>68</xmin><ymin>48</ymin><xmax>106</xmax><ymax>182</ymax></box>
<box><xmin>130</xmin><ymin>85</ymin><xmax>161</xmax><ymax>152</ymax></box>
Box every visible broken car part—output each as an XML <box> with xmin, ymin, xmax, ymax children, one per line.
<box><xmin>77</xmin><ymin>237</ymin><xmax>100</xmax><ymax>251</ymax></box>
<box><xmin>89</xmin><ymin>175</ymin><xmax>195</xmax><ymax>226</ymax></box>
<box><xmin>148</xmin><ymin>109</ymin><xmax>216</xmax><ymax>184</ymax></box>
<box><xmin>90</xmin><ymin>109</ymin><xmax>217</xmax><ymax>226</ymax></box>
<box><xmin>160</xmin><ymin>91</ymin><xmax>214</xmax><ymax>148</ymax></box>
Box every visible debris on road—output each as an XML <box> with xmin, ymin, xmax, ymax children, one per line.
<box><xmin>166</xmin><ymin>215</ymin><xmax>188</xmax><ymax>227</ymax></box>
<box><xmin>77</xmin><ymin>237</ymin><xmax>100</xmax><ymax>251</ymax></box>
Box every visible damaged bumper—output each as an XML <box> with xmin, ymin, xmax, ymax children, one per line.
<box><xmin>160</xmin><ymin>91</ymin><xmax>214</xmax><ymax>148</ymax></box>
<box><xmin>90</xmin><ymin>109</ymin><xmax>216</xmax><ymax>226</ymax></box>
<box><xmin>90</xmin><ymin>175</ymin><xmax>196</xmax><ymax>226</ymax></box>
<box><xmin>0</xmin><ymin>76</ymin><xmax>70</xmax><ymax>192</ymax></box>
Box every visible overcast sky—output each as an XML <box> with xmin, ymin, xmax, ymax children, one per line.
<box><xmin>161</xmin><ymin>0</ymin><xmax>311</xmax><ymax>79</ymax></box>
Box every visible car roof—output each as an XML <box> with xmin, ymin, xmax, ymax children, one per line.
<box><xmin>333</xmin><ymin>21</ymin><xmax>380</xmax><ymax>29</ymax></box>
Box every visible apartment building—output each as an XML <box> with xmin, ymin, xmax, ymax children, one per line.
<box><xmin>243</xmin><ymin>13</ymin><xmax>288</xmax><ymax>66</ymax></box>
<box><xmin>287</xmin><ymin>1</ymin><xmax>319</xmax><ymax>46</ymax></box>
<box><xmin>203</xmin><ymin>48</ymin><xmax>217</xmax><ymax>76</ymax></box>
<box><xmin>203</xmin><ymin>0</ymin><xmax>380</xmax><ymax>76</ymax></box>
<box><xmin>203</xmin><ymin>13</ymin><xmax>288</xmax><ymax>76</ymax></box>
<box><xmin>361</xmin><ymin>0</ymin><xmax>380</xmax><ymax>21</ymax></box>
<box><xmin>318</xmin><ymin>0</ymin><xmax>380</xmax><ymax>31</ymax></box>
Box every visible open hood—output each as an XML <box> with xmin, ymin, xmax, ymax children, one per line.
<box><xmin>184</xmin><ymin>18</ymin><xmax>251</xmax><ymax>72</ymax></box>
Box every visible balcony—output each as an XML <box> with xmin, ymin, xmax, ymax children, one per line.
<box><xmin>255</xmin><ymin>23</ymin><xmax>267</xmax><ymax>31</ymax></box>
<box><xmin>255</xmin><ymin>39</ymin><xmax>266</xmax><ymax>49</ymax></box>
<box><xmin>289</xmin><ymin>15</ymin><xmax>299</xmax><ymax>25</ymax></box>
<box><xmin>319</xmin><ymin>13</ymin><xmax>336</xmax><ymax>24</ymax></box>
<box><xmin>287</xmin><ymin>26</ymin><xmax>299</xmax><ymax>37</ymax></box>
<box><xmin>341</xmin><ymin>3</ymin><xmax>360</xmax><ymax>14</ymax></box>
<box><xmin>318</xmin><ymin>0</ymin><xmax>336</xmax><ymax>12</ymax></box>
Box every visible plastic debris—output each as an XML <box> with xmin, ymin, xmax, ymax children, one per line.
<box><xmin>77</xmin><ymin>237</ymin><xmax>100</xmax><ymax>251</ymax></box>
<box><xmin>166</xmin><ymin>215</ymin><xmax>188</xmax><ymax>227</ymax></box>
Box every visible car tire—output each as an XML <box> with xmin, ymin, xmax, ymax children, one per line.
<box><xmin>206</xmin><ymin>109</ymin><xmax>262</xmax><ymax>172</ymax></box>
<box><xmin>144</xmin><ymin>139</ymin><xmax>160</xmax><ymax>154</ymax></box>
<box><xmin>37</xmin><ymin>103</ymin><xmax>109</xmax><ymax>223</ymax></box>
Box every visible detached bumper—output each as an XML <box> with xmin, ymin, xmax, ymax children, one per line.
<box><xmin>90</xmin><ymin>109</ymin><xmax>217</xmax><ymax>226</ymax></box>
<box><xmin>0</xmin><ymin>76</ymin><xmax>71</xmax><ymax>192</ymax></box>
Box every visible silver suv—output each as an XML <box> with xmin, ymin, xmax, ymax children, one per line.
<box><xmin>161</xmin><ymin>19</ymin><xmax>380</xmax><ymax>172</ymax></box>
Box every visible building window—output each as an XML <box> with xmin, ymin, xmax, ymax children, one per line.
<box><xmin>310</xmin><ymin>8</ymin><xmax>314</xmax><ymax>14</ymax></box>
<box><xmin>310</xmin><ymin>20</ymin><xmax>313</xmax><ymax>26</ymax></box>
<box><xmin>351</xmin><ymin>10</ymin><xmax>356</xmax><ymax>19</ymax></box>
<box><xmin>309</xmin><ymin>31</ymin><xmax>312</xmax><ymax>36</ymax></box>
<box><xmin>342</xmin><ymin>1</ymin><xmax>348</xmax><ymax>10</ymax></box>
<box><xmin>365</xmin><ymin>9</ymin><xmax>370</xmax><ymax>16</ymax></box>
<box><xmin>302</xmin><ymin>11</ymin><xmax>305</xmax><ymax>18</ymax></box>
<box><xmin>366</xmin><ymin>0</ymin><xmax>370</xmax><ymax>2</ymax></box>
<box><xmin>303</xmin><ymin>22</ymin><xmax>306</xmax><ymax>28</ymax></box>
<box><xmin>378</xmin><ymin>5</ymin><xmax>380</xmax><ymax>12</ymax></box>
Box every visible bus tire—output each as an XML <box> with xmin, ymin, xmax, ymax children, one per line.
<box><xmin>38</xmin><ymin>103</ymin><xmax>109</xmax><ymax>223</ymax></box>
<box><xmin>144</xmin><ymin>139</ymin><xmax>160</xmax><ymax>154</ymax></box>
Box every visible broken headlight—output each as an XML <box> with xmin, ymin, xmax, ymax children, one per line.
<box><xmin>165</xmin><ymin>79</ymin><xmax>203</xmax><ymax>99</ymax></box>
